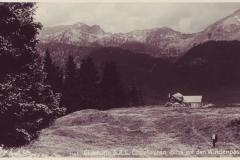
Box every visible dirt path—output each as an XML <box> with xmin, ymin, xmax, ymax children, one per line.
<box><xmin>185</xmin><ymin>112</ymin><xmax>239</xmax><ymax>150</ymax></box>
<box><xmin>191</xmin><ymin>119</ymin><xmax>212</xmax><ymax>147</ymax></box>
<box><xmin>182</xmin><ymin>111</ymin><xmax>212</xmax><ymax>148</ymax></box>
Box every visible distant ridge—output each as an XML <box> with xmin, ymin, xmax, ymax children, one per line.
<box><xmin>39</xmin><ymin>8</ymin><xmax>240</xmax><ymax>58</ymax></box>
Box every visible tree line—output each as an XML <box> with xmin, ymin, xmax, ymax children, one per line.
<box><xmin>43</xmin><ymin>50</ymin><xmax>144</xmax><ymax>113</ymax></box>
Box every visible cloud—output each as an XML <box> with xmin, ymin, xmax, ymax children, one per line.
<box><xmin>35</xmin><ymin>2</ymin><xmax>240</xmax><ymax>33</ymax></box>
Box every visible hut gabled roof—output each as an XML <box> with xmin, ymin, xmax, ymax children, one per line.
<box><xmin>183</xmin><ymin>96</ymin><xmax>202</xmax><ymax>103</ymax></box>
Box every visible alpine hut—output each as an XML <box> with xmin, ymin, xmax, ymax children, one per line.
<box><xmin>183</xmin><ymin>96</ymin><xmax>203</xmax><ymax>108</ymax></box>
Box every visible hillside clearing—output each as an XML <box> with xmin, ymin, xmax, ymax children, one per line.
<box><xmin>18</xmin><ymin>106</ymin><xmax>240</xmax><ymax>157</ymax></box>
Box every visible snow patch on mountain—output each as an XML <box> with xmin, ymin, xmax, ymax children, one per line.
<box><xmin>39</xmin><ymin>9</ymin><xmax>240</xmax><ymax>57</ymax></box>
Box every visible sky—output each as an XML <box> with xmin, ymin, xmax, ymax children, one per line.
<box><xmin>35</xmin><ymin>3</ymin><xmax>240</xmax><ymax>33</ymax></box>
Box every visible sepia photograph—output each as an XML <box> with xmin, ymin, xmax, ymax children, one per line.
<box><xmin>1</xmin><ymin>0</ymin><xmax>240</xmax><ymax>158</ymax></box>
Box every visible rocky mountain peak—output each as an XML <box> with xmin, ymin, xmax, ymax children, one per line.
<box><xmin>89</xmin><ymin>24</ymin><xmax>105</xmax><ymax>35</ymax></box>
<box><xmin>72</xmin><ymin>22</ymin><xmax>88</xmax><ymax>27</ymax></box>
<box><xmin>232</xmin><ymin>8</ymin><xmax>240</xmax><ymax>16</ymax></box>
<box><xmin>39</xmin><ymin>8</ymin><xmax>240</xmax><ymax>58</ymax></box>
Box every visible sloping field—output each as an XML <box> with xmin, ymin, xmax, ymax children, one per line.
<box><xmin>22</xmin><ymin>106</ymin><xmax>240</xmax><ymax>157</ymax></box>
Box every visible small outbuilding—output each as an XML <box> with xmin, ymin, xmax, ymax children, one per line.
<box><xmin>183</xmin><ymin>96</ymin><xmax>203</xmax><ymax>108</ymax></box>
<box><xmin>166</xmin><ymin>92</ymin><xmax>203</xmax><ymax>108</ymax></box>
<box><xmin>171</xmin><ymin>93</ymin><xmax>184</xmax><ymax>102</ymax></box>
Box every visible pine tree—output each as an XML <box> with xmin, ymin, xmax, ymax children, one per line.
<box><xmin>61</xmin><ymin>56</ymin><xmax>78</xmax><ymax>113</ymax></box>
<box><xmin>44</xmin><ymin>49</ymin><xmax>54</xmax><ymax>84</ymax></box>
<box><xmin>43</xmin><ymin>49</ymin><xmax>63</xmax><ymax>92</ymax></box>
<box><xmin>0</xmin><ymin>3</ymin><xmax>64</xmax><ymax>147</ymax></box>
<box><xmin>136</xmin><ymin>87</ymin><xmax>144</xmax><ymax>106</ymax></box>
<box><xmin>54</xmin><ymin>66</ymin><xmax>63</xmax><ymax>92</ymax></box>
<box><xmin>128</xmin><ymin>83</ymin><xmax>139</xmax><ymax>106</ymax></box>
<box><xmin>76</xmin><ymin>56</ymin><xmax>99</xmax><ymax>109</ymax></box>
<box><xmin>99</xmin><ymin>62</ymin><xmax>126</xmax><ymax>109</ymax></box>
<box><xmin>127</xmin><ymin>83</ymin><xmax>144</xmax><ymax>106</ymax></box>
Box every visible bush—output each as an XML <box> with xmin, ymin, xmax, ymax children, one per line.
<box><xmin>227</xmin><ymin>118</ymin><xmax>240</xmax><ymax>130</ymax></box>
<box><xmin>226</xmin><ymin>118</ymin><xmax>240</xmax><ymax>139</ymax></box>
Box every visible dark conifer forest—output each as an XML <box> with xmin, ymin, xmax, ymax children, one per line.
<box><xmin>55</xmin><ymin>40</ymin><xmax>240</xmax><ymax>106</ymax></box>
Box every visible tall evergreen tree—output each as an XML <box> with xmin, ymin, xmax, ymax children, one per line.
<box><xmin>43</xmin><ymin>49</ymin><xmax>63</xmax><ymax>92</ymax></box>
<box><xmin>0</xmin><ymin>3</ymin><xmax>64</xmax><ymax>147</ymax></box>
<box><xmin>99</xmin><ymin>62</ymin><xmax>126</xmax><ymax>109</ymax></box>
<box><xmin>136</xmin><ymin>87</ymin><xmax>144</xmax><ymax>106</ymax></box>
<box><xmin>127</xmin><ymin>83</ymin><xmax>144</xmax><ymax>106</ymax></box>
<box><xmin>76</xmin><ymin>56</ymin><xmax>99</xmax><ymax>109</ymax></box>
<box><xmin>128</xmin><ymin>83</ymin><xmax>139</xmax><ymax>106</ymax></box>
<box><xmin>54</xmin><ymin>66</ymin><xmax>63</xmax><ymax>92</ymax></box>
<box><xmin>44</xmin><ymin>49</ymin><xmax>53</xmax><ymax>83</ymax></box>
<box><xmin>61</xmin><ymin>56</ymin><xmax>78</xmax><ymax>113</ymax></box>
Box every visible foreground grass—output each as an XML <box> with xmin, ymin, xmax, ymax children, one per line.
<box><xmin>3</xmin><ymin>105</ymin><xmax>240</xmax><ymax>157</ymax></box>
<box><xmin>0</xmin><ymin>146</ymin><xmax>48</xmax><ymax>157</ymax></box>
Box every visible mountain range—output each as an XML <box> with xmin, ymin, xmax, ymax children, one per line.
<box><xmin>39</xmin><ymin>9</ymin><xmax>240</xmax><ymax>58</ymax></box>
<box><xmin>37</xmin><ymin>8</ymin><xmax>240</xmax><ymax>104</ymax></box>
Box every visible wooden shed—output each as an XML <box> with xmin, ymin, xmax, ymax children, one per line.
<box><xmin>183</xmin><ymin>96</ymin><xmax>203</xmax><ymax>108</ymax></box>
